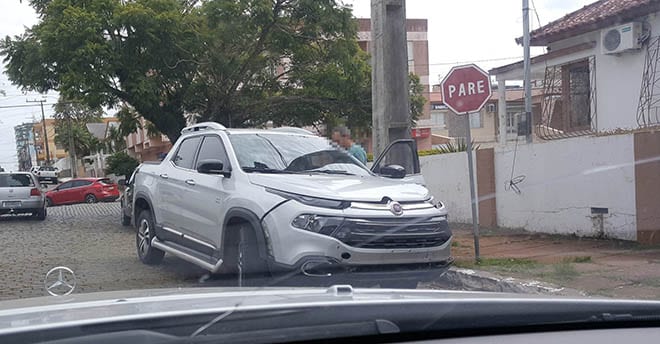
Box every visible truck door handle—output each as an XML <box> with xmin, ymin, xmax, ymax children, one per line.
<box><xmin>159</xmin><ymin>174</ymin><xmax>168</xmax><ymax>179</ymax></box>
<box><xmin>185</xmin><ymin>179</ymin><xmax>196</xmax><ymax>186</ymax></box>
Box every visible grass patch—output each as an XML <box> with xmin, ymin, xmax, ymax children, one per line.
<box><xmin>451</xmin><ymin>241</ymin><xmax>460</xmax><ymax>247</ymax></box>
<box><xmin>566</xmin><ymin>256</ymin><xmax>592</xmax><ymax>263</ymax></box>
<box><xmin>551</xmin><ymin>261</ymin><xmax>579</xmax><ymax>281</ymax></box>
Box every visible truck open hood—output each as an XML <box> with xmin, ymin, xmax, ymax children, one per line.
<box><xmin>247</xmin><ymin>174</ymin><xmax>430</xmax><ymax>202</ymax></box>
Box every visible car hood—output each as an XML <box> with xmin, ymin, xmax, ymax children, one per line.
<box><xmin>0</xmin><ymin>287</ymin><xmax>595</xmax><ymax>335</ymax></box>
<box><xmin>248</xmin><ymin>174</ymin><xmax>429</xmax><ymax>202</ymax></box>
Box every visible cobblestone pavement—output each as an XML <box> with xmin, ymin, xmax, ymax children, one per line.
<box><xmin>0</xmin><ymin>202</ymin><xmax>213</xmax><ymax>301</ymax></box>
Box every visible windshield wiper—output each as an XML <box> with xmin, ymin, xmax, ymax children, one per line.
<box><xmin>242</xmin><ymin>167</ymin><xmax>298</xmax><ymax>174</ymax></box>
<box><xmin>306</xmin><ymin>169</ymin><xmax>355</xmax><ymax>176</ymax></box>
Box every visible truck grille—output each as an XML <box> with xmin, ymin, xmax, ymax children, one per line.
<box><xmin>335</xmin><ymin>218</ymin><xmax>451</xmax><ymax>249</ymax></box>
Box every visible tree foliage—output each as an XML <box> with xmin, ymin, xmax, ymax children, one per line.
<box><xmin>105</xmin><ymin>151</ymin><xmax>140</xmax><ymax>178</ymax></box>
<box><xmin>53</xmin><ymin>100</ymin><xmax>103</xmax><ymax>160</ymax></box>
<box><xmin>4</xmin><ymin>0</ymin><xmax>426</xmax><ymax>141</ymax></box>
<box><xmin>409</xmin><ymin>73</ymin><xmax>426</xmax><ymax>127</ymax></box>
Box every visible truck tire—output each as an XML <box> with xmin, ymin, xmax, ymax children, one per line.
<box><xmin>224</xmin><ymin>223</ymin><xmax>269</xmax><ymax>287</ymax></box>
<box><xmin>121</xmin><ymin>213</ymin><xmax>132</xmax><ymax>227</ymax></box>
<box><xmin>136</xmin><ymin>210</ymin><xmax>164</xmax><ymax>265</ymax></box>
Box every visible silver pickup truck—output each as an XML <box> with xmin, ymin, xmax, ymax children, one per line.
<box><xmin>131</xmin><ymin>122</ymin><xmax>452</xmax><ymax>288</ymax></box>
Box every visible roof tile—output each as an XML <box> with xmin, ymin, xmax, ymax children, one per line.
<box><xmin>523</xmin><ymin>0</ymin><xmax>660</xmax><ymax>45</ymax></box>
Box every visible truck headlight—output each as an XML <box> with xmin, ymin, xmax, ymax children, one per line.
<box><xmin>267</xmin><ymin>188</ymin><xmax>350</xmax><ymax>209</ymax></box>
<box><xmin>292</xmin><ymin>214</ymin><xmax>344</xmax><ymax>235</ymax></box>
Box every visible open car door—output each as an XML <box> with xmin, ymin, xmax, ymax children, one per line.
<box><xmin>371</xmin><ymin>139</ymin><xmax>425</xmax><ymax>185</ymax></box>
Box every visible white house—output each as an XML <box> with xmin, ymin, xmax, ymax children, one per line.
<box><xmin>430</xmin><ymin>0</ymin><xmax>660</xmax><ymax>243</ymax></box>
<box><xmin>491</xmin><ymin>0</ymin><xmax>659</xmax><ymax>137</ymax></box>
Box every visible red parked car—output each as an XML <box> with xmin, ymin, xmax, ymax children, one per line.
<box><xmin>45</xmin><ymin>178</ymin><xmax>120</xmax><ymax>206</ymax></box>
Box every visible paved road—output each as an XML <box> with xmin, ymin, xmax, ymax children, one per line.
<box><xmin>0</xmin><ymin>202</ymin><xmax>450</xmax><ymax>301</ymax></box>
<box><xmin>0</xmin><ymin>202</ymin><xmax>213</xmax><ymax>300</ymax></box>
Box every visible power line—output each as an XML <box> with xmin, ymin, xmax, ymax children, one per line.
<box><xmin>0</xmin><ymin>103</ymin><xmax>58</xmax><ymax>109</ymax></box>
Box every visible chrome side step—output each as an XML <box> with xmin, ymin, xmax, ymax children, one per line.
<box><xmin>151</xmin><ymin>238</ymin><xmax>223</xmax><ymax>272</ymax></box>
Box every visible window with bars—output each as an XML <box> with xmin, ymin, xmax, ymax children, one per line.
<box><xmin>563</xmin><ymin>60</ymin><xmax>591</xmax><ymax>130</ymax></box>
<box><xmin>539</xmin><ymin>57</ymin><xmax>596</xmax><ymax>139</ymax></box>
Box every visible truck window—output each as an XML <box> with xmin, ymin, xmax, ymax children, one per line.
<box><xmin>171</xmin><ymin>136</ymin><xmax>202</xmax><ymax>169</ymax></box>
<box><xmin>195</xmin><ymin>136</ymin><xmax>229</xmax><ymax>168</ymax></box>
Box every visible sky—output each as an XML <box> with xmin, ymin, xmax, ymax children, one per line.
<box><xmin>0</xmin><ymin>0</ymin><xmax>595</xmax><ymax>171</ymax></box>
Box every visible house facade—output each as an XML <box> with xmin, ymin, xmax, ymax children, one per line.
<box><xmin>125</xmin><ymin>117</ymin><xmax>173</xmax><ymax>162</ymax></box>
<box><xmin>421</xmin><ymin>0</ymin><xmax>660</xmax><ymax>244</ymax></box>
<box><xmin>32</xmin><ymin>119</ymin><xmax>67</xmax><ymax>165</ymax></box>
<box><xmin>429</xmin><ymin>84</ymin><xmax>543</xmax><ymax>146</ymax></box>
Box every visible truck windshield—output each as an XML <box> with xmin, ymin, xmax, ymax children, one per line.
<box><xmin>229</xmin><ymin>133</ymin><xmax>370</xmax><ymax>176</ymax></box>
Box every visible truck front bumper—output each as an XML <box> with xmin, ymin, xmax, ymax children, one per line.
<box><xmin>261</xmin><ymin>200</ymin><xmax>453</xmax><ymax>283</ymax></box>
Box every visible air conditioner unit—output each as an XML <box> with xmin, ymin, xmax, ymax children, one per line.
<box><xmin>601</xmin><ymin>22</ymin><xmax>642</xmax><ymax>55</ymax></box>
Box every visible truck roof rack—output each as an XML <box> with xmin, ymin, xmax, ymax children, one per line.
<box><xmin>270</xmin><ymin>127</ymin><xmax>315</xmax><ymax>135</ymax></box>
<box><xmin>180</xmin><ymin>122</ymin><xmax>226</xmax><ymax>135</ymax></box>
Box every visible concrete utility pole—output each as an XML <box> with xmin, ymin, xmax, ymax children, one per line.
<box><xmin>522</xmin><ymin>0</ymin><xmax>533</xmax><ymax>143</ymax></box>
<box><xmin>67</xmin><ymin>114</ymin><xmax>77</xmax><ymax>177</ymax></box>
<box><xmin>371</xmin><ymin>0</ymin><xmax>411</xmax><ymax>157</ymax></box>
<box><xmin>27</xmin><ymin>99</ymin><xmax>50</xmax><ymax>165</ymax></box>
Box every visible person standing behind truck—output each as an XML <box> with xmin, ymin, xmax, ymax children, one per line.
<box><xmin>332</xmin><ymin>126</ymin><xmax>367</xmax><ymax>165</ymax></box>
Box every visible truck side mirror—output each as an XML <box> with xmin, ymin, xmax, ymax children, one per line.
<box><xmin>380</xmin><ymin>164</ymin><xmax>406</xmax><ymax>179</ymax></box>
<box><xmin>197</xmin><ymin>159</ymin><xmax>230</xmax><ymax>177</ymax></box>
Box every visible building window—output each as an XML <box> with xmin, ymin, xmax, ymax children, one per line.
<box><xmin>469</xmin><ymin>112</ymin><xmax>482</xmax><ymax>128</ymax></box>
<box><xmin>563</xmin><ymin>60</ymin><xmax>591</xmax><ymax>130</ymax></box>
<box><xmin>431</xmin><ymin>112</ymin><xmax>445</xmax><ymax>128</ymax></box>
<box><xmin>539</xmin><ymin>57</ymin><xmax>595</xmax><ymax>139</ymax></box>
<box><xmin>506</xmin><ymin>111</ymin><xmax>519</xmax><ymax>134</ymax></box>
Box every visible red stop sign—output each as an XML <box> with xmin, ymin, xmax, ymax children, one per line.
<box><xmin>440</xmin><ymin>64</ymin><xmax>492</xmax><ymax>114</ymax></box>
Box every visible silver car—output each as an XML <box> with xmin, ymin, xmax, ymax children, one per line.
<box><xmin>0</xmin><ymin>172</ymin><xmax>47</xmax><ymax>220</ymax></box>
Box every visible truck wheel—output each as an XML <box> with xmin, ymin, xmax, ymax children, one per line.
<box><xmin>224</xmin><ymin>223</ymin><xmax>269</xmax><ymax>287</ymax></box>
<box><xmin>121</xmin><ymin>213</ymin><xmax>132</xmax><ymax>227</ymax></box>
<box><xmin>380</xmin><ymin>280</ymin><xmax>418</xmax><ymax>289</ymax></box>
<box><xmin>136</xmin><ymin>210</ymin><xmax>164</xmax><ymax>265</ymax></box>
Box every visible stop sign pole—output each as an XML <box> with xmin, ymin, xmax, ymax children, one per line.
<box><xmin>463</xmin><ymin>112</ymin><xmax>480</xmax><ymax>260</ymax></box>
<box><xmin>441</xmin><ymin>64</ymin><xmax>492</xmax><ymax>261</ymax></box>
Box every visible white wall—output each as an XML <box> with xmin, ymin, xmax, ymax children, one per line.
<box><xmin>420</xmin><ymin>152</ymin><xmax>477</xmax><ymax>223</ymax></box>
<box><xmin>494</xmin><ymin>134</ymin><xmax>637</xmax><ymax>240</ymax></box>
<box><xmin>595</xmin><ymin>14</ymin><xmax>659</xmax><ymax>131</ymax></box>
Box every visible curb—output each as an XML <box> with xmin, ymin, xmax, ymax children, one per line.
<box><xmin>425</xmin><ymin>267</ymin><xmax>585</xmax><ymax>296</ymax></box>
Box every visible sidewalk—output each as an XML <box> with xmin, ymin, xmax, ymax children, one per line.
<box><xmin>450</xmin><ymin>224</ymin><xmax>660</xmax><ymax>299</ymax></box>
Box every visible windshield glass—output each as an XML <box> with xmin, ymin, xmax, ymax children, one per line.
<box><xmin>0</xmin><ymin>0</ymin><xmax>658</xmax><ymax>340</ymax></box>
<box><xmin>229</xmin><ymin>133</ymin><xmax>370</xmax><ymax>176</ymax></box>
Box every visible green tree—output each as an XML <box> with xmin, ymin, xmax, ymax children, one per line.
<box><xmin>105</xmin><ymin>151</ymin><xmax>140</xmax><ymax>178</ymax></box>
<box><xmin>2</xmin><ymin>0</ymin><xmax>373</xmax><ymax>141</ymax></box>
<box><xmin>53</xmin><ymin>100</ymin><xmax>103</xmax><ymax>175</ymax></box>
<box><xmin>3</xmin><ymin>0</ymin><xmax>199</xmax><ymax>141</ymax></box>
<box><xmin>408</xmin><ymin>73</ymin><xmax>426</xmax><ymax>127</ymax></box>
<box><xmin>4</xmin><ymin>0</ymin><xmax>427</xmax><ymax>140</ymax></box>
